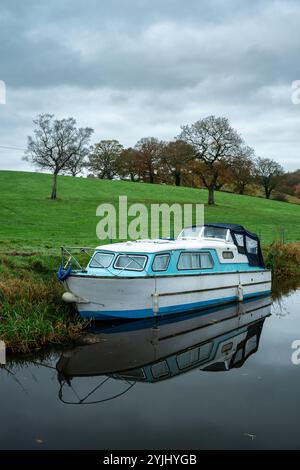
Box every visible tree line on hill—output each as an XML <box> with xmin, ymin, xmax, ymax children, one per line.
<box><xmin>24</xmin><ymin>113</ymin><xmax>299</xmax><ymax>204</ymax></box>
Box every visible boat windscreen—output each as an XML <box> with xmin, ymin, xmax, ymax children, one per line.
<box><xmin>89</xmin><ymin>252</ymin><xmax>114</xmax><ymax>268</ymax></box>
<box><xmin>178</xmin><ymin>226</ymin><xmax>230</xmax><ymax>240</ymax></box>
<box><xmin>178</xmin><ymin>226</ymin><xmax>203</xmax><ymax>239</ymax></box>
<box><xmin>203</xmin><ymin>226</ymin><xmax>228</xmax><ymax>240</ymax></box>
<box><xmin>114</xmin><ymin>254</ymin><xmax>147</xmax><ymax>271</ymax></box>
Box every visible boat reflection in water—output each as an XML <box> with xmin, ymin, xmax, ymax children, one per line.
<box><xmin>56</xmin><ymin>296</ymin><xmax>271</xmax><ymax>404</ymax></box>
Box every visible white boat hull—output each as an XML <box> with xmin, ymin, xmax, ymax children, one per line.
<box><xmin>64</xmin><ymin>269</ymin><xmax>272</xmax><ymax>319</ymax></box>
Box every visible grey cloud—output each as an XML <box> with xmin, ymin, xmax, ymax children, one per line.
<box><xmin>0</xmin><ymin>0</ymin><xmax>300</xmax><ymax>170</ymax></box>
<box><xmin>1</xmin><ymin>0</ymin><xmax>299</xmax><ymax>90</ymax></box>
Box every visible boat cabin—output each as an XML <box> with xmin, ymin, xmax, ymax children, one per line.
<box><xmin>83</xmin><ymin>223</ymin><xmax>265</xmax><ymax>278</ymax></box>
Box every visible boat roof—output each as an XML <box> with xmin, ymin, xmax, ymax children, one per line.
<box><xmin>96</xmin><ymin>238</ymin><xmax>235</xmax><ymax>254</ymax></box>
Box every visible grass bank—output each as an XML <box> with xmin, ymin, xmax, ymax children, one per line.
<box><xmin>0</xmin><ymin>253</ymin><xmax>85</xmax><ymax>353</ymax></box>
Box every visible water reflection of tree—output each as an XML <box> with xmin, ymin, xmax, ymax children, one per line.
<box><xmin>272</xmin><ymin>299</ymin><xmax>290</xmax><ymax>318</ymax></box>
<box><xmin>271</xmin><ymin>280</ymin><xmax>300</xmax><ymax>317</ymax></box>
<box><xmin>272</xmin><ymin>277</ymin><xmax>300</xmax><ymax>302</ymax></box>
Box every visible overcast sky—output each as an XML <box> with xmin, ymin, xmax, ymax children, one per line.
<box><xmin>0</xmin><ymin>0</ymin><xmax>300</xmax><ymax>171</ymax></box>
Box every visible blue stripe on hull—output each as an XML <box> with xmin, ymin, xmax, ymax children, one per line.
<box><xmin>79</xmin><ymin>290</ymin><xmax>272</xmax><ymax>320</ymax></box>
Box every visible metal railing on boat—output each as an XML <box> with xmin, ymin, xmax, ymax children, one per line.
<box><xmin>60</xmin><ymin>246</ymin><xmax>95</xmax><ymax>272</ymax></box>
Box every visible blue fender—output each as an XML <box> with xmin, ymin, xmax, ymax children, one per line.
<box><xmin>57</xmin><ymin>264</ymin><xmax>72</xmax><ymax>282</ymax></box>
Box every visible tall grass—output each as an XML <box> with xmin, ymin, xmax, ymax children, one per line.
<box><xmin>265</xmin><ymin>242</ymin><xmax>300</xmax><ymax>279</ymax></box>
<box><xmin>0</xmin><ymin>255</ymin><xmax>85</xmax><ymax>353</ymax></box>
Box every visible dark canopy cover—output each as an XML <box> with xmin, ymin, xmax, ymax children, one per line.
<box><xmin>204</xmin><ymin>223</ymin><xmax>266</xmax><ymax>268</ymax></box>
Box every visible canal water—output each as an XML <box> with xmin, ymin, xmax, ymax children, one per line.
<box><xmin>0</xmin><ymin>289</ymin><xmax>300</xmax><ymax>450</ymax></box>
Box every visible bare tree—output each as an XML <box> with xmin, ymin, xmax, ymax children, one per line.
<box><xmin>135</xmin><ymin>137</ymin><xmax>165</xmax><ymax>184</ymax></box>
<box><xmin>161</xmin><ymin>139</ymin><xmax>195</xmax><ymax>186</ymax></box>
<box><xmin>230</xmin><ymin>145</ymin><xmax>255</xmax><ymax>194</ymax></box>
<box><xmin>255</xmin><ymin>157</ymin><xmax>285</xmax><ymax>199</ymax></box>
<box><xmin>180</xmin><ymin>116</ymin><xmax>243</xmax><ymax>204</ymax></box>
<box><xmin>24</xmin><ymin>114</ymin><xmax>93</xmax><ymax>199</ymax></box>
<box><xmin>88</xmin><ymin>140</ymin><xmax>123</xmax><ymax>179</ymax></box>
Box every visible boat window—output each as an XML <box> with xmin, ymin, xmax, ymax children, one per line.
<box><xmin>203</xmin><ymin>226</ymin><xmax>228</xmax><ymax>240</ymax></box>
<box><xmin>152</xmin><ymin>253</ymin><xmax>170</xmax><ymax>271</ymax></box>
<box><xmin>178</xmin><ymin>226</ymin><xmax>203</xmax><ymax>239</ymax></box>
<box><xmin>89</xmin><ymin>252</ymin><xmax>114</xmax><ymax>268</ymax></box>
<box><xmin>232</xmin><ymin>348</ymin><xmax>244</xmax><ymax>365</ymax></box>
<box><xmin>151</xmin><ymin>361</ymin><xmax>169</xmax><ymax>379</ymax></box>
<box><xmin>114</xmin><ymin>254</ymin><xmax>147</xmax><ymax>271</ymax></box>
<box><xmin>177</xmin><ymin>252</ymin><xmax>214</xmax><ymax>270</ymax></box>
<box><xmin>177</xmin><ymin>348</ymin><xmax>200</xmax><ymax>369</ymax></box>
<box><xmin>177</xmin><ymin>343</ymin><xmax>213</xmax><ymax>370</ymax></box>
<box><xmin>221</xmin><ymin>342</ymin><xmax>233</xmax><ymax>353</ymax></box>
<box><xmin>245</xmin><ymin>335</ymin><xmax>258</xmax><ymax>356</ymax></box>
<box><xmin>246</xmin><ymin>236</ymin><xmax>258</xmax><ymax>254</ymax></box>
<box><xmin>222</xmin><ymin>251</ymin><xmax>234</xmax><ymax>259</ymax></box>
<box><xmin>119</xmin><ymin>369</ymin><xmax>146</xmax><ymax>380</ymax></box>
<box><xmin>234</xmin><ymin>233</ymin><xmax>245</xmax><ymax>249</ymax></box>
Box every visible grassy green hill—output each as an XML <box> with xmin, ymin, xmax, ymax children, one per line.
<box><xmin>0</xmin><ymin>170</ymin><xmax>299</xmax><ymax>352</ymax></box>
<box><xmin>0</xmin><ymin>170</ymin><xmax>299</xmax><ymax>251</ymax></box>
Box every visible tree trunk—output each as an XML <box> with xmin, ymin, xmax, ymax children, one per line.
<box><xmin>149</xmin><ymin>172</ymin><xmax>154</xmax><ymax>184</ymax></box>
<box><xmin>265</xmin><ymin>187</ymin><xmax>271</xmax><ymax>199</ymax></box>
<box><xmin>208</xmin><ymin>185</ymin><xmax>215</xmax><ymax>205</ymax></box>
<box><xmin>51</xmin><ymin>172</ymin><xmax>58</xmax><ymax>200</ymax></box>
<box><xmin>175</xmin><ymin>172</ymin><xmax>181</xmax><ymax>186</ymax></box>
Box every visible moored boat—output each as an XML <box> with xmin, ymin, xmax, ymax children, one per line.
<box><xmin>58</xmin><ymin>223</ymin><xmax>272</xmax><ymax>320</ymax></box>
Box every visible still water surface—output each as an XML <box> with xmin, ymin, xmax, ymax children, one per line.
<box><xmin>1</xmin><ymin>290</ymin><xmax>300</xmax><ymax>450</ymax></box>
